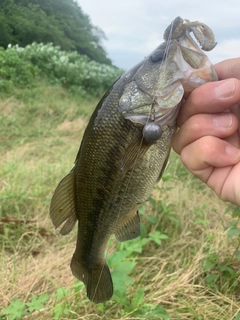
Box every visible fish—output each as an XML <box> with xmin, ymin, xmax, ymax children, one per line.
<box><xmin>50</xmin><ymin>17</ymin><xmax>218</xmax><ymax>303</ymax></box>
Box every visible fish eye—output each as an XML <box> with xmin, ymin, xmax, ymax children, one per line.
<box><xmin>150</xmin><ymin>50</ymin><xmax>165</xmax><ymax>63</ymax></box>
<box><xmin>143</xmin><ymin>122</ymin><xmax>162</xmax><ymax>142</ymax></box>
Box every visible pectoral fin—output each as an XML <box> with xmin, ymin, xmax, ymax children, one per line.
<box><xmin>121</xmin><ymin>136</ymin><xmax>151</xmax><ymax>173</ymax></box>
<box><xmin>157</xmin><ymin>148</ymin><xmax>171</xmax><ymax>182</ymax></box>
<box><xmin>115</xmin><ymin>212</ymin><xmax>140</xmax><ymax>242</ymax></box>
<box><xmin>50</xmin><ymin>169</ymin><xmax>77</xmax><ymax>235</ymax></box>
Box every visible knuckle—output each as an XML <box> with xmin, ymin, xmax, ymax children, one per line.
<box><xmin>189</xmin><ymin>115</ymin><xmax>205</xmax><ymax>133</ymax></box>
<box><xmin>180</xmin><ymin>136</ymin><xmax>217</xmax><ymax>170</ymax></box>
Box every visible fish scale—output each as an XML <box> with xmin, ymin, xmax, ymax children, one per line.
<box><xmin>50</xmin><ymin>16</ymin><xmax>218</xmax><ymax>303</ymax></box>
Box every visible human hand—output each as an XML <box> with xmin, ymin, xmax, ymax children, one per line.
<box><xmin>172</xmin><ymin>58</ymin><xmax>240</xmax><ymax>206</ymax></box>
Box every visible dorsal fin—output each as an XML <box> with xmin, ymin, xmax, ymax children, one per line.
<box><xmin>50</xmin><ymin>169</ymin><xmax>77</xmax><ymax>235</ymax></box>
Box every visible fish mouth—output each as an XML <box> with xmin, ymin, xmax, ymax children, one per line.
<box><xmin>119</xmin><ymin>16</ymin><xmax>218</xmax><ymax>139</ymax></box>
<box><xmin>119</xmin><ymin>41</ymin><xmax>217</xmax><ymax>130</ymax></box>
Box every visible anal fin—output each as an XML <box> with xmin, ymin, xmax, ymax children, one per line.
<box><xmin>50</xmin><ymin>169</ymin><xmax>77</xmax><ymax>235</ymax></box>
<box><xmin>115</xmin><ymin>211</ymin><xmax>140</xmax><ymax>242</ymax></box>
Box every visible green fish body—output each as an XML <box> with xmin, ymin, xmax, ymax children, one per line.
<box><xmin>50</xmin><ymin>17</ymin><xmax>218</xmax><ymax>303</ymax></box>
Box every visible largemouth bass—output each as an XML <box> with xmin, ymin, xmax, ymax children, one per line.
<box><xmin>50</xmin><ymin>17</ymin><xmax>218</xmax><ymax>303</ymax></box>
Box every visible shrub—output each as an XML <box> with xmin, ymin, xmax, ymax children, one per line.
<box><xmin>0</xmin><ymin>43</ymin><xmax>124</xmax><ymax>96</ymax></box>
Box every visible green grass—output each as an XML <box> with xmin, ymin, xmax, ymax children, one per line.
<box><xmin>1</xmin><ymin>82</ymin><xmax>240</xmax><ymax>319</ymax></box>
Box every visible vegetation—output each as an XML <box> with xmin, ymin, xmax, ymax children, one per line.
<box><xmin>1</xmin><ymin>44</ymin><xmax>240</xmax><ymax>319</ymax></box>
<box><xmin>0</xmin><ymin>43</ymin><xmax>122</xmax><ymax>97</ymax></box>
<box><xmin>0</xmin><ymin>0</ymin><xmax>111</xmax><ymax>65</ymax></box>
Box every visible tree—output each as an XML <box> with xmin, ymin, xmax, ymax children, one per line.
<box><xmin>0</xmin><ymin>0</ymin><xmax>112</xmax><ymax>65</ymax></box>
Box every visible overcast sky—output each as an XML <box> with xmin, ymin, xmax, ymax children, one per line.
<box><xmin>79</xmin><ymin>0</ymin><xmax>240</xmax><ymax>69</ymax></box>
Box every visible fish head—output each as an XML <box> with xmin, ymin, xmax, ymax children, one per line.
<box><xmin>119</xmin><ymin>22</ymin><xmax>218</xmax><ymax>132</ymax></box>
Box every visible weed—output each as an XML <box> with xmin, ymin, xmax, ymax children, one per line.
<box><xmin>1</xmin><ymin>294</ymin><xmax>49</xmax><ymax>320</ymax></box>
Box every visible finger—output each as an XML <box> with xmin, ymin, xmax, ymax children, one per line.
<box><xmin>172</xmin><ymin>112</ymin><xmax>239</xmax><ymax>154</ymax></box>
<box><xmin>177</xmin><ymin>78</ymin><xmax>240</xmax><ymax>126</ymax></box>
<box><xmin>214</xmin><ymin>58</ymin><xmax>240</xmax><ymax>80</ymax></box>
<box><xmin>180</xmin><ymin>136</ymin><xmax>240</xmax><ymax>183</ymax></box>
<box><xmin>207</xmin><ymin>163</ymin><xmax>240</xmax><ymax>205</ymax></box>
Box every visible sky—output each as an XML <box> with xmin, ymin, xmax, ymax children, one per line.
<box><xmin>79</xmin><ymin>0</ymin><xmax>240</xmax><ymax>70</ymax></box>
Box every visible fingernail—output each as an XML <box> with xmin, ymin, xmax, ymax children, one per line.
<box><xmin>226</xmin><ymin>145</ymin><xmax>240</xmax><ymax>160</ymax></box>
<box><xmin>213</xmin><ymin>113</ymin><xmax>233</xmax><ymax>128</ymax></box>
<box><xmin>215</xmin><ymin>79</ymin><xmax>235</xmax><ymax>98</ymax></box>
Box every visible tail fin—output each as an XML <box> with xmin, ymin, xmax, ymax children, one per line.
<box><xmin>70</xmin><ymin>254</ymin><xmax>113</xmax><ymax>303</ymax></box>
